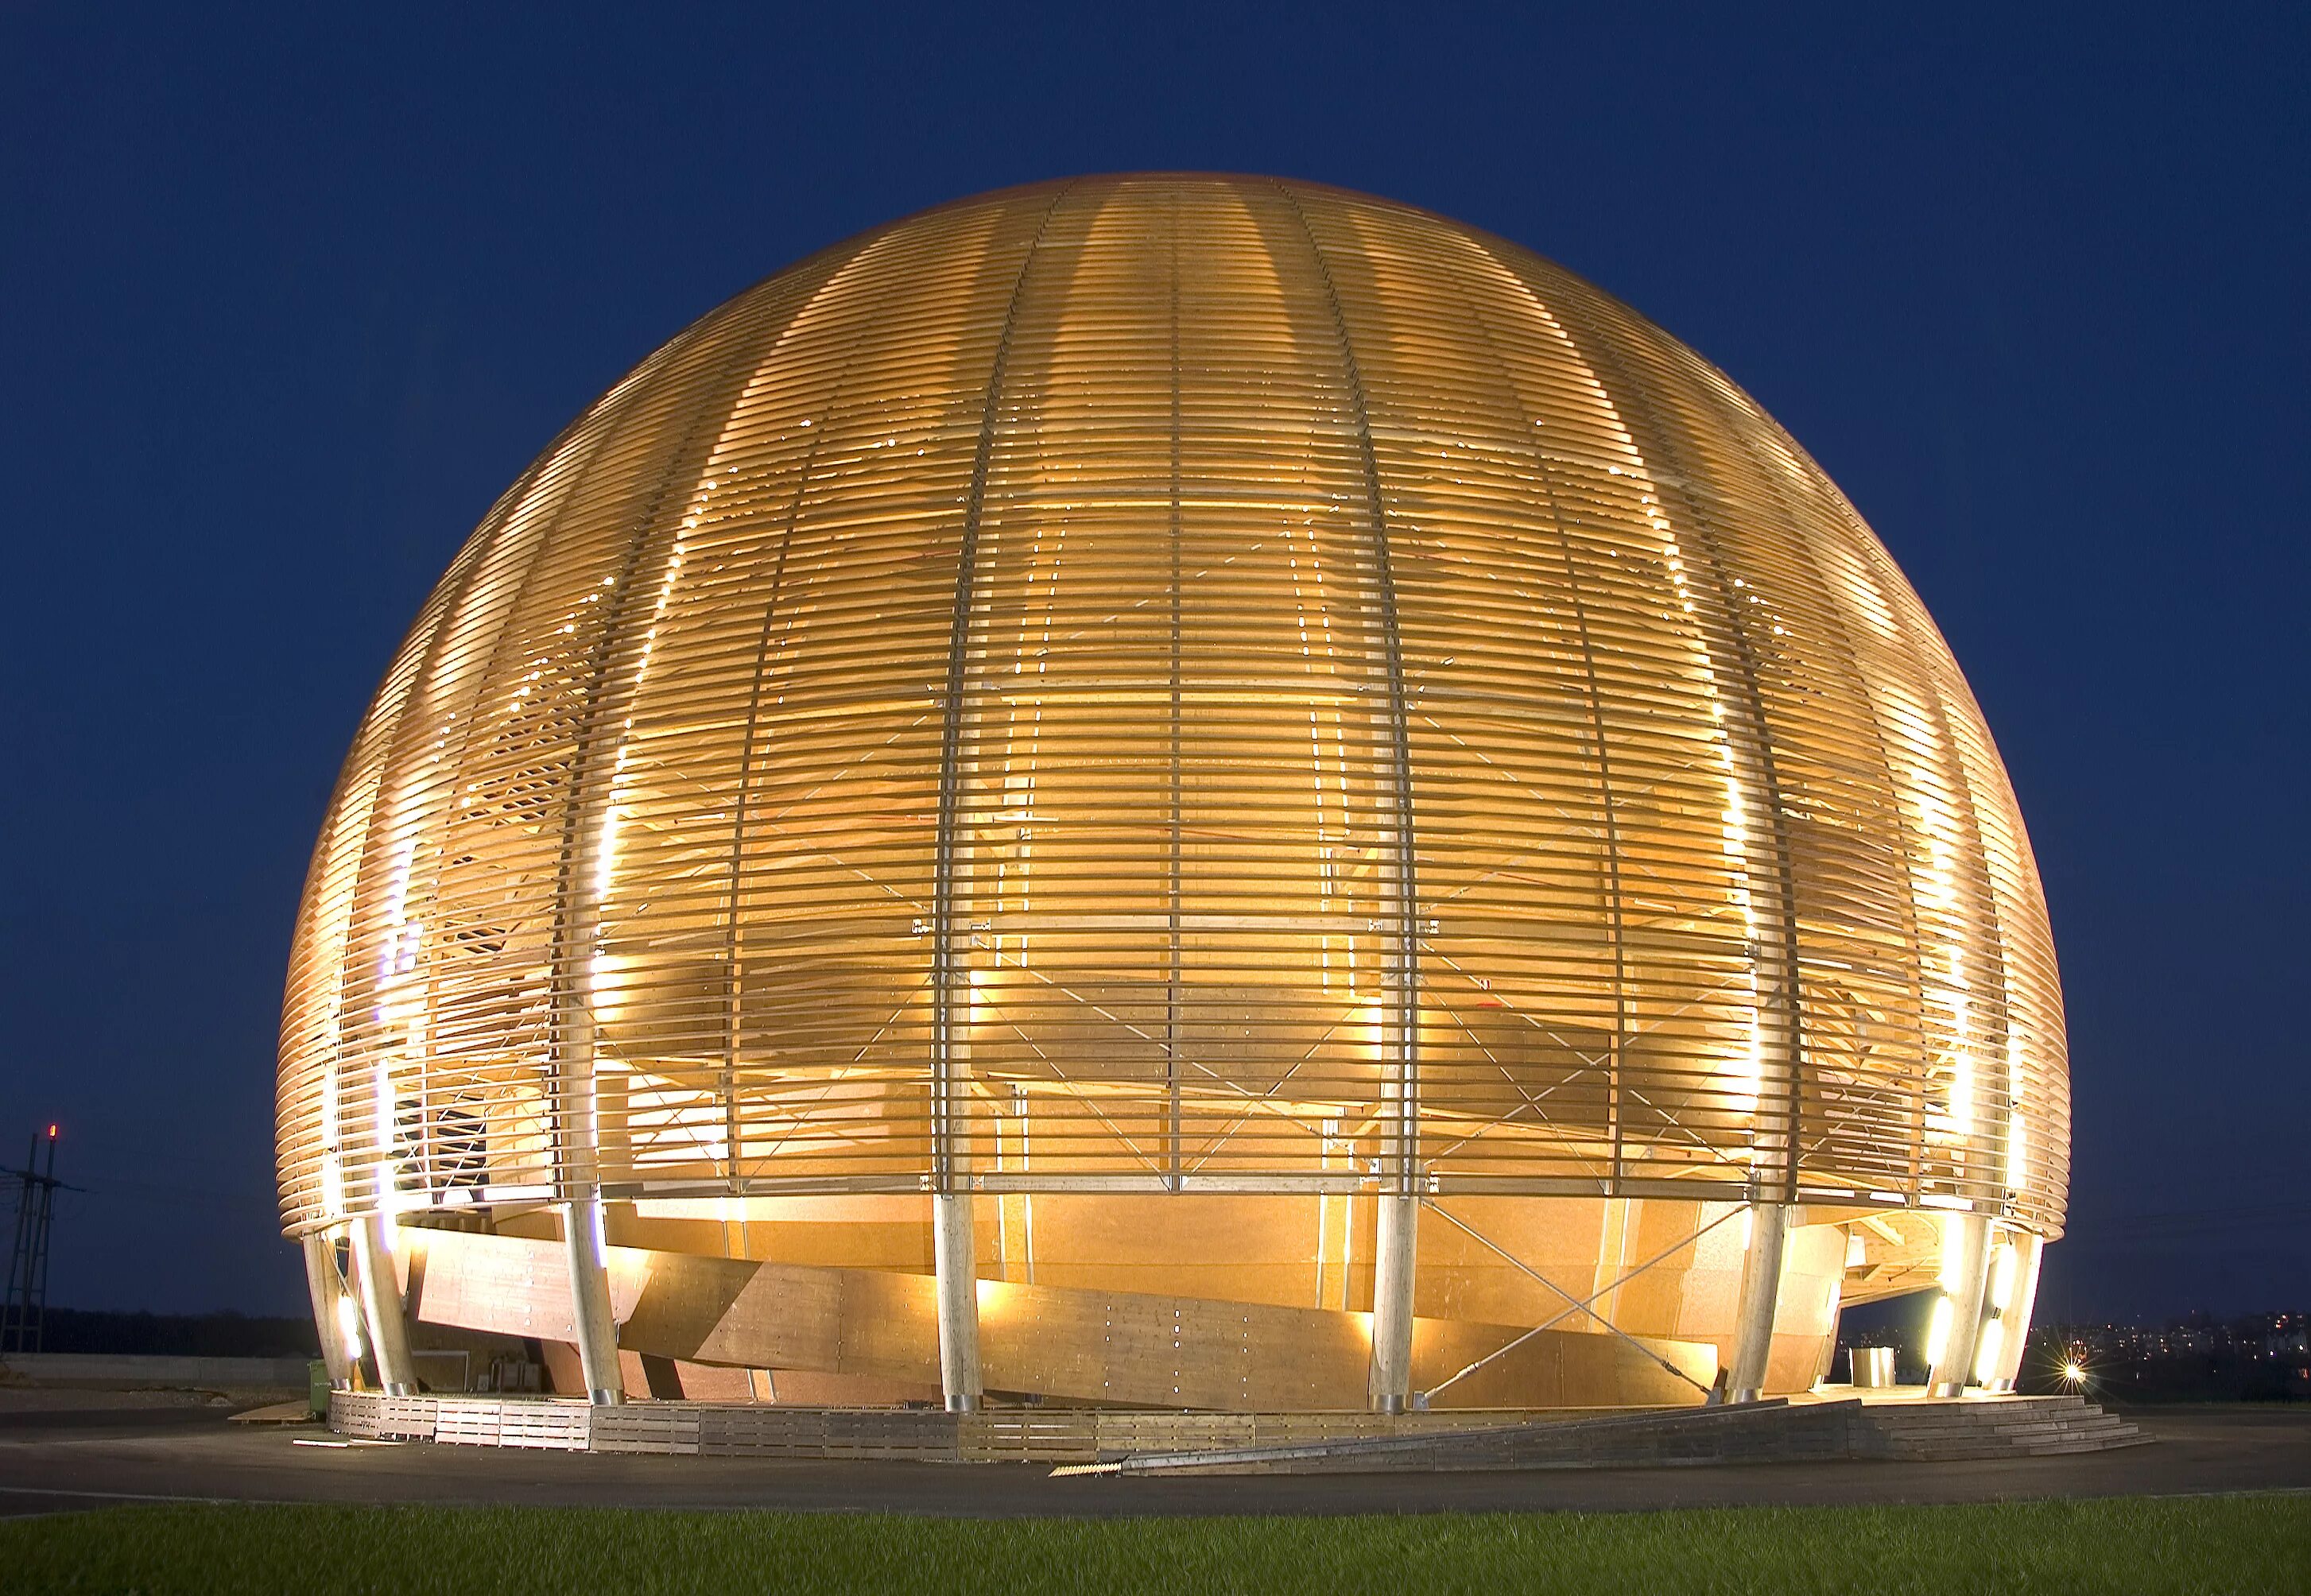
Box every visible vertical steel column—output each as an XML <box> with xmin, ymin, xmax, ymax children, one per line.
<box><xmin>933</xmin><ymin>1193</ymin><xmax>983</xmax><ymax>1412</ymax></box>
<box><xmin>1367</xmin><ymin>877</ymin><xmax>1421</xmax><ymax>1413</ymax></box>
<box><xmin>1725</xmin><ymin>1201</ymin><xmax>1793</xmax><ymax>1402</ymax></box>
<box><xmin>348</xmin><ymin>1213</ymin><xmax>416</xmax><ymax>1396</ymax></box>
<box><xmin>1370</xmin><ymin>753</ymin><xmax>1421</xmax><ymax>1414</ymax></box>
<box><xmin>1987</xmin><ymin>1230</ymin><xmax>2045</xmax><ymax>1393</ymax></box>
<box><xmin>301</xmin><ymin>1231</ymin><xmax>355</xmax><ymax>1390</ymax></box>
<box><xmin>544</xmin><ymin>292</ymin><xmax>798</xmax><ymax>1412</ymax></box>
<box><xmin>929</xmin><ymin>191</ymin><xmax>1068</xmax><ymax>1415</ymax></box>
<box><xmin>564</xmin><ymin>1196</ymin><xmax>623</xmax><ymax>1404</ymax></box>
<box><xmin>1274</xmin><ymin>187</ymin><xmax>1425</xmax><ymax>1415</ymax></box>
<box><xmin>1164</xmin><ymin>199</ymin><xmax>1186</xmax><ymax>1194</ymax></box>
<box><xmin>1522</xmin><ymin>271</ymin><xmax>1813</xmax><ymax>1421</ymax></box>
<box><xmin>928</xmin><ymin>913</ymin><xmax>983</xmax><ymax>1409</ymax></box>
<box><xmin>1369</xmin><ymin>1194</ymin><xmax>1419</xmax><ymax>1412</ymax></box>
<box><xmin>554</xmin><ymin>782</ymin><xmax>624</xmax><ymax>1405</ymax></box>
<box><xmin>553</xmin><ymin>752</ymin><xmax>625</xmax><ymax>1410</ymax></box>
<box><xmin>1927</xmin><ymin>1211</ymin><xmax>1994</xmax><ymax>1396</ymax></box>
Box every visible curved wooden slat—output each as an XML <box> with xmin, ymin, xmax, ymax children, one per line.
<box><xmin>277</xmin><ymin>176</ymin><xmax>2068</xmax><ymax>1246</ymax></box>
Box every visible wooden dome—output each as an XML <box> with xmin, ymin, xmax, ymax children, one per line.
<box><xmin>279</xmin><ymin>176</ymin><xmax>2066</xmax><ymax>1275</ymax></box>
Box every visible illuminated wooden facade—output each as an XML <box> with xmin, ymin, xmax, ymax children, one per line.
<box><xmin>278</xmin><ymin>176</ymin><xmax>2066</xmax><ymax>1406</ymax></box>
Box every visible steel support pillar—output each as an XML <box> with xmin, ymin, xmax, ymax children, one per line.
<box><xmin>933</xmin><ymin>1192</ymin><xmax>983</xmax><ymax>1412</ymax></box>
<box><xmin>1983</xmin><ymin>1230</ymin><xmax>2044</xmax><ymax>1393</ymax></box>
<box><xmin>301</xmin><ymin>1230</ymin><xmax>355</xmax><ymax>1389</ymax></box>
<box><xmin>348</xmin><ymin>1213</ymin><xmax>417</xmax><ymax>1396</ymax></box>
<box><xmin>1927</xmin><ymin>1211</ymin><xmax>1994</xmax><ymax>1396</ymax></box>
<box><xmin>1368</xmin><ymin>1193</ymin><xmax>1418</xmax><ymax>1412</ymax></box>
<box><xmin>1725</xmin><ymin>1200</ymin><xmax>1792</xmax><ymax>1402</ymax></box>
<box><xmin>1996</xmin><ymin>1230</ymin><xmax>2047</xmax><ymax>1390</ymax></box>
<box><xmin>564</xmin><ymin>1197</ymin><xmax>623</xmax><ymax>1405</ymax></box>
<box><xmin>1282</xmin><ymin>193</ymin><xmax>1427</xmax><ymax>1416</ymax></box>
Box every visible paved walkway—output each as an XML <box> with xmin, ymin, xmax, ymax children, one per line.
<box><xmin>0</xmin><ymin>1392</ymin><xmax>2302</xmax><ymax>1519</ymax></box>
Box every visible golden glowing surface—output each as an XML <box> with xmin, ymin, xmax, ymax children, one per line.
<box><xmin>277</xmin><ymin>176</ymin><xmax>2068</xmax><ymax>1240</ymax></box>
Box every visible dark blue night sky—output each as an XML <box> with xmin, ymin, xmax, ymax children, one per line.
<box><xmin>3</xmin><ymin>4</ymin><xmax>2303</xmax><ymax>1323</ymax></box>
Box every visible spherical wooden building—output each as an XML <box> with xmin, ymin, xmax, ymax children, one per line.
<box><xmin>279</xmin><ymin>175</ymin><xmax>2066</xmax><ymax>1412</ymax></box>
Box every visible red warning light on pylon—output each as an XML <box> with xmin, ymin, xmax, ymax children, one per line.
<box><xmin>46</xmin><ymin>1125</ymin><xmax>57</xmax><ymax>1139</ymax></box>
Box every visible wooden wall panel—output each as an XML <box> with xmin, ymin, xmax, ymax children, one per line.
<box><xmin>412</xmin><ymin>1229</ymin><xmax>1710</xmax><ymax>1411</ymax></box>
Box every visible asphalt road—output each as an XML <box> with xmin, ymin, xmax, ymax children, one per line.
<box><xmin>0</xmin><ymin>1391</ymin><xmax>2304</xmax><ymax>1519</ymax></box>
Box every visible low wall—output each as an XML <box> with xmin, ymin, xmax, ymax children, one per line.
<box><xmin>331</xmin><ymin>1391</ymin><xmax>1551</xmax><ymax>1463</ymax></box>
<box><xmin>328</xmin><ymin>1389</ymin><xmax>2145</xmax><ymax>1469</ymax></box>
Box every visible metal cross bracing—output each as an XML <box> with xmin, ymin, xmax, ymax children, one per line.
<box><xmin>1416</xmin><ymin>1196</ymin><xmax>1743</xmax><ymax>1404</ymax></box>
<box><xmin>2</xmin><ymin>1128</ymin><xmax>68</xmax><ymax>1356</ymax></box>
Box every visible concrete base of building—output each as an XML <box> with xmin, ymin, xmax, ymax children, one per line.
<box><xmin>326</xmin><ymin>1389</ymin><xmax>2147</xmax><ymax>1470</ymax></box>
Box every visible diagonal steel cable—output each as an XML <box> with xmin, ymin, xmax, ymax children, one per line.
<box><xmin>1418</xmin><ymin>1198</ymin><xmax>1739</xmax><ymax>1401</ymax></box>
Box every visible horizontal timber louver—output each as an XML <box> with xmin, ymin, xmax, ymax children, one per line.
<box><xmin>277</xmin><ymin>177</ymin><xmax>2067</xmax><ymax>1242</ymax></box>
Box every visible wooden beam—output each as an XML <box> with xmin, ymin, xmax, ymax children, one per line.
<box><xmin>412</xmin><ymin>1228</ymin><xmax>1712</xmax><ymax>1411</ymax></box>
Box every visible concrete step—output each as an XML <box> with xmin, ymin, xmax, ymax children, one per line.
<box><xmin>1852</xmin><ymin>1399</ymin><xmax>2142</xmax><ymax>1461</ymax></box>
<box><xmin>1069</xmin><ymin>1396</ymin><xmax>2152</xmax><ymax>1477</ymax></box>
<box><xmin>1875</xmin><ymin>1432</ymin><xmax>2016</xmax><ymax>1443</ymax></box>
<box><xmin>1871</xmin><ymin>1412</ymin><xmax>2111</xmax><ymax>1439</ymax></box>
<box><xmin>2018</xmin><ymin>1433</ymin><xmax>2152</xmax><ymax>1456</ymax></box>
<box><xmin>1987</xmin><ymin>1416</ymin><xmax>2127</xmax><ymax>1439</ymax></box>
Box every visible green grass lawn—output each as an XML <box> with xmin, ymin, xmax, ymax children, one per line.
<box><xmin>1</xmin><ymin>1494</ymin><xmax>2302</xmax><ymax>1594</ymax></box>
